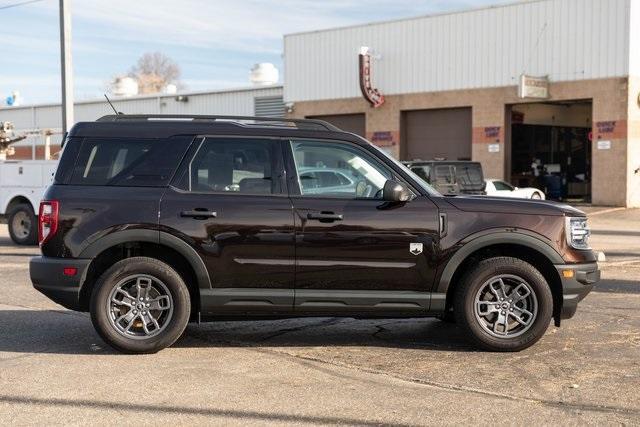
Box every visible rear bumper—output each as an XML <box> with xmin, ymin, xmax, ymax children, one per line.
<box><xmin>556</xmin><ymin>262</ymin><xmax>600</xmax><ymax>320</ymax></box>
<box><xmin>30</xmin><ymin>256</ymin><xmax>91</xmax><ymax>311</ymax></box>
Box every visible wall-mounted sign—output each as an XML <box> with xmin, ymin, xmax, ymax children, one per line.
<box><xmin>596</xmin><ymin>121</ymin><xmax>616</xmax><ymax>134</ymax></box>
<box><xmin>371</xmin><ymin>131</ymin><xmax>394</xmax><ymax>145</ymax></box>
<box><xmin>484</xmin><ymin>127</ymin><xmax>500</xmax><ymax>139</ymax></box>
<box><xmin>359</xmin><ymin>47</ymin><xmax>385</xmax><ymax>108</ymax></box>
<box><xmin>597</xmin><ymin>140</ymin><xmax>611</xmax><ymax>150</ymax></box>
<box><xmin>488</xmin><ymin>143</ymin><xmax>500</xmax><ymax>153</ymax></box>
<box><xmin>518</xmin><ymin>74</ymin><xmax>549</xmax><ymax>99</ymax></box>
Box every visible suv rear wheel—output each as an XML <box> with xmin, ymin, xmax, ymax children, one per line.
<box><xmin>7</xmin><ymin>203</ymin><xmax>37</xmax><ymax>245</ymax></box>
<box><xmin>454</xmin><ymin>256</ymin><xmax>553</xmax><ymax>351</ymax></box>
<box><xmin>90</xmin><ymin>257</ymin><xmax>191</xmax><ymax>354</ymax></box>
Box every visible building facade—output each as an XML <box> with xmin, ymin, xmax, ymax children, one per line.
<box><xmin>0</xmin><ymin>85</ymin><xmax>283</xmax><ymax>160</ymax></box>
<box><xmin>284</xmin><ymin>0</ymin><xmax>640</xmax><ymax>207</ymax></box>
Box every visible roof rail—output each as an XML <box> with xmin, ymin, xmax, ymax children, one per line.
<box><xmin>96</xmin><ymin>114</ymin><xmax>340</xmax><ymax>131</ymax></box>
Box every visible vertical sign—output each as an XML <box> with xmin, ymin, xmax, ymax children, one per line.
<box><xmin>358</xmin><ymin>47</ymin><xmax>384</xmax><ymax>108</ymax></box>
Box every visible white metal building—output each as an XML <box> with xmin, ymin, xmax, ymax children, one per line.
<box><xmin>0</xmin><ymin>85</ymin><xmax>284</xmax><ymax>159</ymax></box>
<box><xmin>284</xmin><ymin>0</ymin><xmax>640</xmax><ymax>207</ymax></box>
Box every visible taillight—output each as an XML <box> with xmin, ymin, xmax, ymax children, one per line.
<box><xmin>38</xmin><ymin>200</ymin><xmax>59</xmax><ymax>245</ymax></box>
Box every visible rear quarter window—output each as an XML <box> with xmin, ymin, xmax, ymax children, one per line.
<box><xmin>69</xmin><ymin>136</ymin><xmax>192</xmax><ymax>186</ymax></box>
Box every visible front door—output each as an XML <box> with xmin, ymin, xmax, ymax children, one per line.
<box><xmin>285</xmin><ymin>139</ymin><xmax>440</xmax><ymax>314</ymax></box>
<box><xmin>160</xmin><ymin>136</ymin><xmax>295</xmax><ymax>314</ymax></box>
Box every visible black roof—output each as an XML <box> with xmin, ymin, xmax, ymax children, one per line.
<box><xmin>96</xmin><ymin>114</ymin><xmax>340</xmax><ymax>131</ymax></box>
<box><xmin>68</xmin><ymin>114</ymin><xmax>363</xmax><ymax>143</ymax></box>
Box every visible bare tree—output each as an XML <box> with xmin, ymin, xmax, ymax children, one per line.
<box><xmin>129</xmin><ymin>52</ymin><xmax>182</xmax><ymax>94</ymax></box>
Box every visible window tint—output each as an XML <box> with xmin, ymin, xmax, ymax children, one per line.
<box><xmin>455</xmin><ymin>163</ymin><xmax>484</xmax><ymax>186</ymax></box>
<box><xmin>291</xmin><ymin>141</ymin><xmax>391</xmax><ymax>199</ymax></box>
<box><xmin>493</xmin><ymin>180</ymin><xmax>514</xmax><ymax>191</ymax></box>
<box><xmin>70</xmin><ymin>137</ymin><xmax>191</xmax><ymax>186</ymax></box>
<box><xmin>434</xmin><ymin>165</ymin><xmax>456</xmax><ymax>184</ymax></box>
<box><xmin>180</xmin><ymin>138</ymin><xmax>277</xmax><ymax>194</ymax></box>
<box><xmin>411</xmin><ymin>166</ymin><xmax>430</xmax><ymax>182</ymax></box>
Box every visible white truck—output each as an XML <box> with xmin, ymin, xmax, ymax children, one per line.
<box><xmin>0</xmin><ymin>160</ymin><xmax>58</xmax><ymax>245</ymax></box>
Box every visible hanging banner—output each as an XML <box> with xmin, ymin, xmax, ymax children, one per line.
<box><xmin>359</xmin><ymin>47</ymin><xmax>385</xmax><ymax>108</ymax></box>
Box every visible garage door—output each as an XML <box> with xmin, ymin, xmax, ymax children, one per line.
<box><xmin>307</xmin><ymin>114</ymin><xmax>365</xmax><ymax>137</ymax></box>
<box><xmin>402</xmin><ymin>108</ymin><xmax>472</xmax><ymax>161</ymax></box>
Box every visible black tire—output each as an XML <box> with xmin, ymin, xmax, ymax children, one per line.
<box><xmin>90</xmin><ymin>257</ymin><xmax>191</xmax><ymax>354</ymax></box>
<box><xmin>531</xmin><ymin>192</ymin><xmax>542</xmax><ymax>199</ymax></box>
<box><xmin>7</xmin><ymin>203</ymin><xmax>37</xmax><ymax>245</ymax></box>
<box><xmin>454</xmin><ymin>256</ymin><xmax>553</xmax><ymax>352</ymax></box>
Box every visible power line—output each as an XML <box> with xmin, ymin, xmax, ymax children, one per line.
<box><xmin>0</xmin><ymin>0</ymin><xmax>45</xmax><ymax>11</ymax></box>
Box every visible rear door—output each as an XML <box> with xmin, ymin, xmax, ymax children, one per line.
<box><xmin>159</xmin><ymin>136</ymin><xmax>295</xmax><ymax>315</ymax></box>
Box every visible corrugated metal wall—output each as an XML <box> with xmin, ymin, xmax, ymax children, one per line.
<box><xmin>284</xmin><ymin>0</ymin><xmax>631</xmax><ymax>102</ymax></box>
<box><xmin>630</xmin><ymin>0</ymin><xmax>640</xmax><ymax>77</ymax></box>
<box><xmin>0</xmin><ymin>86</ymin><xmax>283</xmax><ymax>149</ymax></box>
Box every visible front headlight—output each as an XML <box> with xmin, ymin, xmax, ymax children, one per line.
<box><xmin>565</xmin><ymin>217</ymin><xmax>590</xmax><ymax>249</ymax></box>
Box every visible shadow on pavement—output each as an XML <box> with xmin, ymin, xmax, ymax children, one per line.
<box><xmin>0</xmin><ymin>394</ymin><xmax>415</xmax><ymax>426</ymax></box>
<box><xmin>0</xmin><ymin>309</ymin><xmax>473</xmax><ymax>355</ymax></box>
<box><xmin>177</xmin><ymin>317</ymin><xmax>474</xmax><ymax>352</ymax></box>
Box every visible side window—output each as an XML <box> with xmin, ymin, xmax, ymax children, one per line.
<box><xmin>291</xmin><ymin>140</ymin><xmax>391</xmax><ymax>199</ymax></box>
<box><xmin>434</xmin><ymin>165</ymin><xmax>456</xmax><ymax>184</ymax></box>
<box><xmin>179</xmin><ymin>138</ymin><xmax>278</xmax><ymax>195</ymax></box>
<box><xmin>411</xmin><ymin>166</ymin><xmax>430</xmax><ymax>183</ymax></box>
<box><xmin>70</xmin><ymin>137</ymin><xmax>191</xmax><ymax>186</ymax></box>
<box><xmin>493</xmin><ymin>180</ymin><xmax>514</xmax><ymax>191</ymax></box>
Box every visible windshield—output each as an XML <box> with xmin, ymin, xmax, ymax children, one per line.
<box><xmin>369</xmin><ymin>144</ymin><xmax>441</xmax><ymax>196</ymax></box>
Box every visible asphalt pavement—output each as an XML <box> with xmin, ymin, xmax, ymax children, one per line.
<box><xmin>0</xmin><ymin>208</ymin><xmax>638</xmax><ymax>425</ymax></box>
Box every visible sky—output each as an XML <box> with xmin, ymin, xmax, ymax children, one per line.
<box><xmin>0</xmin><ymin>0</ymin><xmax>513</xmax><ymax>105</ymax></box>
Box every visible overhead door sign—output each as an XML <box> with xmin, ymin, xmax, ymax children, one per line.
<box><xmin>518</xmin><ymin>74</ymin><xmax>549</xmax><ymax>99</ymax></box>
<box><xmin>359</xmin><ymin>47</ymin><xmax>385</xmax><ymax>108</ymax></box>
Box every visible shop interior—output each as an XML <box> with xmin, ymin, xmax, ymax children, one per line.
<box><xmin>508</xmin><ymin>101</ymin><xmax>592</xmax><ymax>202</ymax></box>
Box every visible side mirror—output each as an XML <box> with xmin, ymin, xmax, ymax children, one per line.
<box><xmin>382</xmin><ymin>180</ymin><xmax>411</xmax><ymax>202</ymax></box>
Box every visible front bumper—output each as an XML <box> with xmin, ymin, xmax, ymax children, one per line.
<box><xmin>555</xmin><ymin>262</ymin><xmax>600</xmax><ymax>320</ymax></box>
<box><xmin>30</xmin><ymin>256</ymin><xmax>91</xmax><ymax>311</ymax></box>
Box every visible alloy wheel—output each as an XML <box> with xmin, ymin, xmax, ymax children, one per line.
<box><xmin>107</xmin><ymin>274</ymin><xmax>174</xmax><ymax>340</ymax></box>
<box><xmin>473</xmin><ymin>274</ymin><xmax>538</xmax><ymax>338</ymax></box>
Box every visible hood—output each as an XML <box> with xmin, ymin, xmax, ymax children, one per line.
<box><xmin>445</xmin><ymin>195</ymin><xmax>585</xmax><ymax>217</ymax></box>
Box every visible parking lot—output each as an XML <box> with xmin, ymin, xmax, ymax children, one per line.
<box><xmin>0</xmin><ymin>208</ymin><xmax>638</xmax><ymax>425</ymax></box>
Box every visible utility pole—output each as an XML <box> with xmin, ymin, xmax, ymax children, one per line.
<box><xmin>59</xmin><ymin>0</ymin><xmax>73</xmax><ymax>134</ymax></box>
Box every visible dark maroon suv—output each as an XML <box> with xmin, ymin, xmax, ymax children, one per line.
<box><xmin>29</xmin><ymin>115</ymin><xmax>599</xmax><ymax>353</ymax></box>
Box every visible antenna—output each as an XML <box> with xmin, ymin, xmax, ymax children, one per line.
<box><xmin>104</xmin><ymin>94</ymin><xmax>123</xmax><ymax>115</ymax></box>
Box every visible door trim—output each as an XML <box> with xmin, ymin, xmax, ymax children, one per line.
<box><xmin>201</xmin><ymin>288</ymin><xmax>294</xmax><ymax>314</ymax></box>
<box><xmin>295</xmin><ymin>289</ymin><xmax>431</xmax><ymax>313</ymax></box>
<box><xmin>199</xmin><ymin>288</ymin><xmax>436</xmax><ymax>315</ymax></box>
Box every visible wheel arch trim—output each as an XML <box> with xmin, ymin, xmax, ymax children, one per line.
<box><xmin>435</xmin><ymin>231</ymin><xmax>564</xmax><ymax>294</ymax></box>
<box><xmin>78</xmin><ymin>229</ymin><xmax>211</xmax><ymax>290</ymax></box>
<box><xmin>3</xmin><ymin>193</ymin><xmax>38</xmax><ymax>214</ymax></box>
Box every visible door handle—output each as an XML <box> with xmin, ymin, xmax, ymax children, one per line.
<box><xmin>180</xmin><ymin>209</ymin><xmax>217</xmax><ymax>219</ymax></box>
<box><xmin>307</xmin><ymin>212</ymin><xmax>343</xmax><ymax>222</ymax></box>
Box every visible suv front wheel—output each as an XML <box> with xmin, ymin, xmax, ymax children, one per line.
<box><xmin>90</xmin><ymin>257</ymin><xmax>191</xmax><ymax>354</ymax></box>
<box><xmin>454</xmin><ymin>256</ymin><xmax>553</xmax><ymax>351</ymax></box>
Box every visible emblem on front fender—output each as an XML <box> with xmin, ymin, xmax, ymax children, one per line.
<box><xmin>409</xmin><ymin>243</ymin><xmax>423</xmax><ymax>255</ymax></box>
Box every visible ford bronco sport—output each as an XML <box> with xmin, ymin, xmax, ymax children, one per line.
<box><xmin>30</xmin><ymin>115</ymin><xmax>599</xmax><ymax>353</ymax></box>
